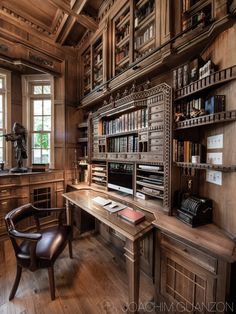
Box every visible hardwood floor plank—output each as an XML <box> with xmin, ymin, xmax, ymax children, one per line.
<box><xmin>0</xmin><ymin>235</ymin><xmax>155</xmax><ymax>314</ymax></box>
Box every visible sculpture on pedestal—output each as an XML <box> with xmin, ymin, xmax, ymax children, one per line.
<box><xmin>5</xmin><ymin>122</ymin><xmax>28</xmax><ymax>173</ymax></box>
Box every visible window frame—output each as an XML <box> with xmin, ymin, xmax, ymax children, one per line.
<box><xmin>22</xmin><ymin>74</ymin><xmax>54</xmax><ymax>168</ymax></box>
<box><xmin>0</xmin><ymin>68</ymin><xmax>11</xmax><ymax>167</ymax></box>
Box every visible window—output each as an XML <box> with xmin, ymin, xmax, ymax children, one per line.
<box><xmin>22</xmin><ymin>75</ymin><xmax>54</xmax><ymax>167</ymax></box>
<box><xmin>0</xmin><ymin>69</ymin><xmax>11</xmax><ymax>166</ymax></box>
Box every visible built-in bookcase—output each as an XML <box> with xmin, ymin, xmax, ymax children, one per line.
<box><xmin>82</xmin><ymin>48</ymin><xmax>91</xmax><ymax>96</ymax></box>
<box><xmin>92</xmin><ymin>35</ymin><xmax>103</xmax><ymax>89</ymax></box>
<box><xmin>113</xmin><ymin>3</ymin><xmax>130</xmax><ymax>75</ymax></box>
<box><xmin>134</xmin><ymin>0</ymin><xmax>155</xmax><ymax>61</ymax></box>
<box><xmin>89</xmin><ymin>83</ymin><xmax>172</xmax><ymax>212</ymax></box>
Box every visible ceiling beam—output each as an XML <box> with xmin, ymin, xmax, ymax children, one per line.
<box><xmin>56</xmin><ymin>0</ymin><xmax>88</xmax><ymax>43</ymax></box>
<box><xmin>47</xmin><ymin>0</ymin><xmax>98</xmax><ymax>31</ymax></box>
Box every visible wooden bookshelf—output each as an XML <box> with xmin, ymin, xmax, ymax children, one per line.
<box><xmin>90</xmin><ymin>83</ymin><xmax>172</xmax><ymax>211</ymax></box>
<box><xmin>91</xmin><ymin>162</ymin><xmax>107</xmax><ymax>189</ymax></box>
<box><xmin>82</xmin><ymin>48</ymin><xmax>91</xmax><ymax>96</ymax></box>
<box><xmin>175</xmin><ymin>110</ymin><xmax>236</xmax><ymax>130</ymax></box>
<box><xmin>175</xmin><ymin>65</ymin><xmax>236</xmax><ymax>100</ymax></box>
<box><xmin>93</xmin><ymin>36</ymin><xmax>103</xmax><ymax>89</ymax></box>
<box><xmin>113</xmin><ymin>4</ymin><xmax>130</xmax><ymax>76</ymax></box>
<box><xmin>134</xmin><ymin>0</ymin><xmax>155</xmax><ymax>61</ymax></box>
<box><xmin>174</xmin><ymin>162</ymin><xmax>236</xmax><ymax>172</ymax></box>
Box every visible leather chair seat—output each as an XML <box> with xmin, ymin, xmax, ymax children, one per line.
<box><xmin>20</xmin><ymin>225</ymin><xmax>71</xmax><ymax>267</ymax></box>
<box><xmin>5</xmin><ymin>204</ymin><xmax>73</xmax><ymax>300</ymax></box>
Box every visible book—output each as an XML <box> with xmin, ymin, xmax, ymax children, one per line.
<box><xmin>118</xmin><ymin>207</ymin><xmax>145</xmax><ymax>224</ymax></box>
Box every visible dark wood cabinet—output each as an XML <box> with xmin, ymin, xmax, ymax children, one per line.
<box><xmin>154</xmin><ymin>225</ymin><xmax>235</xmax><ymax>312</ymax></box>
<box><xmin>0</xmin><ymin>171</ymin><xmax>64</xmax><ymax>240</ymax></box>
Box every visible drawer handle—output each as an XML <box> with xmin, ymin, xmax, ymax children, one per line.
<box><xmin>1</xmin><ymin>201</ymin><xmax>7</xmax><ymax>205</ymax></box>
<box><xmin>1</xmin><ymin>190</ymin><xmax>8</xmax><ymax>193</ymax></box>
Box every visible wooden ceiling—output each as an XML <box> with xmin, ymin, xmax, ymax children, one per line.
<box><xmin>0</xmin><ymin>0</ymin><xmax>103</xmax><ymax>47</ymax></box>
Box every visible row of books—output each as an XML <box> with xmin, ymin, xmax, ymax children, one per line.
<box><xmin>175</xmin><ymin>95</ymin><xmax>225</xmax><ymax>118</ymax></box>
<box><xmin>102</xmin><ymin>108</ymin><xmax>148</xmax><ymax>135</ymax></box>
<box><xmin>134</xmin><ymin>24</ymin><xmax>154</xmax><ymax>49</ymax></box>
<box><xmin>115</xmin><ymin>47</ymin><xmax>129</xmax><ymax>64</ymax></box>
<box><xmin>182</xmin><ymin>0</ymin><xmax>200</xmax><ymax>12</ymax></box>
<box><xmin>108</xmin><ymin>135</ymin><xmax>138</xmax><ymax>153</ymax></box>
<box><xmin>116</xmin><ymin>24</ymin><xmax>130</xmax><ymax>43</ymax></box>
<box><xmin>173</xmin><ymin>57</ymin><xmax>214</xmax><ymax>90</ymax></box>
<box><xmin>173</xmin><ymin>139</ymin><xmax>205</xmax><ymax>163</ymax></box>
<box><xmin>182</xmin><ymin>10</ymin><xmax>206</xmax><ymax>31</ymax></box>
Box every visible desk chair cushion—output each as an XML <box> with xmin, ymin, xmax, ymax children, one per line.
<box><xmin>19</xmin><ymin>225</ymin><xmax>71</xmax><ymax>268</ymax></box>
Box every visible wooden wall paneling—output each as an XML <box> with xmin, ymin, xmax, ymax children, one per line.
<box><xmin>54</xmin><ymin>67</ymin><xmax>65</xmax><ymax>169</ymax></box>
<box><xmin>11</xmin><ymin>72</ymin><xmax>22</xmax><ymax>167</ymax></box>
<box><xmin>197</xmin><ymin>26</ymin><xmax>236</xmax><ymax>237</ymax></box>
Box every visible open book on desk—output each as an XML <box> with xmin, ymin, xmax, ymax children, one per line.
<box><xmin>103</xmin><ymin>201</ymin><xmax>127</xmax><ymax>213</ymax></box>
<box><xmin>92</xmin><ymin>197</ymin><xmax>127</xmax><ymax>213</ymax></box>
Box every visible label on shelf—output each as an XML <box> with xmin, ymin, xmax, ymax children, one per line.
<box><xmin>207</xmin><ymin>134</ymin><xmax>223</xmax><ymax>149</ymax></box>
<box><xmin>206</xmin><ymin>170</ymin><xmax>222</xmax><ymax>186</ymax></box>
<box><xmin>207</xmin><ymin>152</ymin><xmax>223</xmax><ymax>165</ymax></box>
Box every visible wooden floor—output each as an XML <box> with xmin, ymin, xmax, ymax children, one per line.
<box><xmin>0</xmin><ymin>234</ymin><xmax>155</xmax><ymax>314</ymax></box>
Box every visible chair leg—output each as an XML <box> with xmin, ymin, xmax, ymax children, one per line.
<box><xmin>68</xmin><ymin>239</ymin><xmax>73</xmax><ymax>259</ymax></box>
<box><xmin>9</xmin><ymin>264</ymin><xmax>22</xmax><ymax>300</ymax></box>
<box><xmin>48</xmin><ymin>266</ymin><xmax>55</xmax><ymax>300</ymax></box>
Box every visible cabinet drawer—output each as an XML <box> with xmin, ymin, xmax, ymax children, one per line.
<box><xmin>126</xmin><ymin>153</ymin><xmax>139</xmax><ymax>161</ymax></box>
<box><xmin>150</xmin><ymin>111</ymin><xmax>164</xmax><ymax>121</ymax></box>
<box><xmin>0</xmin><ymin>199</ymin><xmax>17</xmax><ymax>236</ymax></box>
<box><xmin>139</xmin><ymin>133</ymin><xmax>148</xmax><ymax>141</ymax></box>
<box><xmin>140</xmin><ymin>153</ymin><xmax>163</xmax><ymax>162</ymax></box>
<box><xmin>30</xmin><ymin>174</ymin><xmax>55</xmax><ymax>183</ymax></box>
<box><xmin>93</xmin><ymin>153</ymin><xmax>107</xmax><ymax>159</ymax></box>
<box><xmin>150</xmin><ymin>145</ymin><xmax>163</xmax><ymax>153</ymax></box>
<box><xmin>149</xmin><ymin>103</ymin><xmax>164</xmax><ymax>113</ymax></box>
<box><xmin>160</xmin><ymin>233</ymin><xmax>217</xmax><ymax>274</ymax></box>
<box><xmin>117</xmin><ymin>153</ymin><xmax>127</xmax><ymax>160</ymax></box>
<box><xmin>150</xmin><ymin>138</ymin><xmax>163</xmax><ymax>146</ymax></box>
<box><xmin>149</xmin><ymin>131</ymin><xmax>164</xmax><ymax>138</ymax></box>
<box><xmin>0</xmin><ymin>188</ymin><xmax>11</xmax><ymax>198</ymax></box>
<box><xmin>107</xmin><ymin>153</ymin><xmax>117</xmax><ymax>159</ymax></box>
<box><xmin>149</xmin><ymin>121</ymin><xmax>164</xmax><ymax>128</ymax></box>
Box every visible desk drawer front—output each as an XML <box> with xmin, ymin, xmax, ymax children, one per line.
<box><xmin>0</xmin><ymin>188</ymin><xmax>11</xmax><ymax>198</ymax></box>
<box><xmin>160</xmin><ymin>233</ymin><xmax>217</xmax><ymax>274</ymax></box>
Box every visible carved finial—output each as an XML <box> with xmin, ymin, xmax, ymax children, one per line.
<box><xmin>123</xmin><ymin>87</ymin><xmax>128</xmax><ymax>96</ymax></box>
<box><xmin>109</xmin><ymin>94</ymin><xmax>114</xmax><ymax>103</ymax></box>
<box><xmin>131</xmin><ymin>82</ymin><xmax>136</xmax><ymax>93</ymax></box>
<box><xmin>116</xmin><ymin>92</ymin><xmax>121</xmax><ymax>100</ymax></box>
<box><xmin>144</xmin><ymin>79</ymin><xmax>151</xmax><ymax>90</ymax></box>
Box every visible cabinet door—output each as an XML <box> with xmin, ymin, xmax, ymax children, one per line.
<box><xmin>0</xmin><ymin>199</ymin><xmax>17</xmax><ymax>237</ymax></box>
<box><xmin>30</xmin><ymin>183</ymin><xmax>54</xmax><ymax>208</ymax></box>
<box><xmin>158</xmin><ymin>247</ymin><xmax>216</xmax><ymax>313</ymax></box>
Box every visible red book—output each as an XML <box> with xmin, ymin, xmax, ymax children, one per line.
<box><xmin>118</xmin><ymin>207</ymin><xmax>145</xmax><ymax>224</ymax></box>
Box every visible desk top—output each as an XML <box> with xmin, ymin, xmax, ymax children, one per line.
<box><xmin>66</xmin><ymin>184</ymin><xmax>236</xmax><ymax>263</ymax></box>
<box><xmin>63</xmin><ymin>188</ymin><xmax>155</xmax><ymax>241</ymax></box>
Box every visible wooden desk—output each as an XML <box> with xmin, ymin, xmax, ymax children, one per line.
<box><xmin>63</xmin><ymin>188</ymin><xmax>155</xmax><ymax>314</ymax></box>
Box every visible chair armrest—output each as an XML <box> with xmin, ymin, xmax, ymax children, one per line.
<box><xmin>9</xmin><ymin>229</ymin><xmax>42</xmax><ymax>241</ymax></box>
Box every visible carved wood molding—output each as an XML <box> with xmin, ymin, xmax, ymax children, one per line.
<box><xmin>0</xmin><ymin>4</ymin><xmax>66</xmax><ymax>37</ymax></box>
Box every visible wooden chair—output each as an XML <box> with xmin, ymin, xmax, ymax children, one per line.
<box><xmin>5</xmin><ymin>203</ymin><xmax>73</xmax><ymax>301</ymax></box>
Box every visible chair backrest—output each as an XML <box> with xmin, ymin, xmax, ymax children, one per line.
<box><xmin>5</xmin><ymin>203</ymin><xmax>39</xmax><ymax>232</ymax></box>
<box><xmin>5</xmin><ymin>204</ymin><xmax>42</xmax><ymax>267</ymax></box>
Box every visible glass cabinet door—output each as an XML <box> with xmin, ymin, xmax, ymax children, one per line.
<box><xmin>113</xmin><ymin>3</ymin><xmax>131</xmax><ymax>76</ymax></box>
<box><xmin>134</xmin><ymin>0</ymin><xmax>155</xmax><ymax>61</ymax></box>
